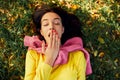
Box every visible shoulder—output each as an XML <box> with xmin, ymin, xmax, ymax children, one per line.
<box><xmin>26</xmin><ymin>49</ymin><xmax>40</xmax><ymax>60</ymax></box>
<box><xmin>27</xmin><ymin>49</ymin><xmax>38</xmax><ymax>55</ymax></box>
<box><xmin>69</xmin><ymin>50</ymin><xmax>85</xmax><ymax>59</ymax></box>
<box><xmin>69</xmin><ymin>50</ymin><xmax>86</xmax><ymax>65</ymax></box>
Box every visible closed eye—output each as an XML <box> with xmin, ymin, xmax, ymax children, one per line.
<box><xmin>43</xmin><ymin>23</ymin><xmax>49</xmax><ymax>26</ymax></box>
<box><xmin>42</xmin><ymin>20</ymin><xmax>49</xmax><ymax>26</ymax></box>
<box><xmin>54</xmin><ymin>22</ymin><xmax>60</xmax><ymax>25</ymax></box>
<box><xmin>53</xmin><ymin>19</ymin><xmax>61</xmax><ymax>25</ymax></box>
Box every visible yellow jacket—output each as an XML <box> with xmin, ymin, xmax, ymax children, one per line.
<box><xmin>24</xmin><ymin>50</ymin><xmax>86</xmax><ymax>80</ymax></box>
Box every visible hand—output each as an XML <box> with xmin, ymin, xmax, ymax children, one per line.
<box><xmin>42</xmin><ymin>30</ymin><xmax>60</xmax><ymax>66</ymax></box>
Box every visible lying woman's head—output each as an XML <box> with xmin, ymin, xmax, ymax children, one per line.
<box><xmin>33</xmin><ymin>4</ymin><xmax>83</xmax><ymax>44</ymax></box>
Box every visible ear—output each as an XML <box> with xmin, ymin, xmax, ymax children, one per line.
<box><xmin>40</xmin><ymin>30</ymin><xmax>43</xmax><ymax>36</ymax></box>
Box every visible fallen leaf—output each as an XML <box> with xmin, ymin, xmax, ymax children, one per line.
<box><xmin>98</xmin><ymin>52</ymin><xmax>105</xmax><ymax>58</ymax></box>
<box><xmin>98</xmin><ymin>37</ymin><xmax>105</xmax><ymax>44</ymax></box>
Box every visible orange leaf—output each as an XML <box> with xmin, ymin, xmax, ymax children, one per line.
<box><xmin>98</xmin><ymin>52</ymin><xmax>105</xmax><ymax>58</ymax></box>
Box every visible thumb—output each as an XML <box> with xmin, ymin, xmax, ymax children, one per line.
<box><xmin>42</xmin><ymin>40</ymin><xmax>45</xmax><ymax>54</ymax></box>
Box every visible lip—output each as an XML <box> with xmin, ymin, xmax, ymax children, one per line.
<box><xmin>48</xmin><ymin>30</ymin><xmax>55</xmax><ymax>37</ymax></box>
<box><xmin>47</xmin><ymin>29</ymin><xmax>58</xmax><ymax>37</ymax></box>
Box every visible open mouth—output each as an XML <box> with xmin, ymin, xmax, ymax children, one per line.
<box><xmin>48</xmin><ymin>30</ymin><xmax>57</xmax><ymax>37</ymax></box>
<box><xmin>48</xmin><ymin>33</ymin><xmax>50</xmax><ymax>37</ymax></box>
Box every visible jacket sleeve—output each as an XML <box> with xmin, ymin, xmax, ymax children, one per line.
<box><xmin>75</xmin><ymin>51</ymin><xmax>86</xmax><ymax>80</ymax></box>
<box><xmin>24</xmin><ymin>50</ymin><xmax>52</xmax><ymax>80</ymax></box>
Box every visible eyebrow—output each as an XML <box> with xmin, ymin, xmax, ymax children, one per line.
<box><xmin>41</xmin><ymin>18</ymin><xmax>61</xmax><ymax>22</ymax></box>
<box><xmin>53</xmin><ymin>18</ymin><xmax>61</xmax><ymax>21</ymax></box>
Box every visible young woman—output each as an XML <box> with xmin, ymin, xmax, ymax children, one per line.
<box><xmin>24</xmin><ymin>4</ymin><xmax>92</xmax><ymax>80</ymax></box>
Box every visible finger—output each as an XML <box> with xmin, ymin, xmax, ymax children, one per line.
<box><xmin>57</xmin><ymin>36</ymin><xmax>60</xmax><ymax>49</ymax></box>
<box><xmin>52</xmin><ymin>31</ymin><xmax>56</xmax><ymax>48</ymax></box>
<box><xmin>48</xmin><ymin>31</ymin><xmax>53</xmax><ymax>48</ymax></box>
<box><xmin>42</xmin><ymin>40</ymin><xmax>45</xmax><ymax>53</ymax></box>
<box><xmin>55</xmin><ymin>33</ymin><xmax>58</xmax><ymax>47</ymax></box>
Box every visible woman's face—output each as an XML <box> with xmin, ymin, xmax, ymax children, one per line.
<box><xmin>40</xmin><ymin>12</ymin><xmax>64</xmax><ymax>44</ymax></box>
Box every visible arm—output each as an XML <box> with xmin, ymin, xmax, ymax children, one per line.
<box><xmin>76</xmin><ymin>51</ymin><xmax>86</xmax><ymax>80</ymax></box>
<box><xmin>24</xmin><ymin>50</ymin><xmax>52</xmax><ymax>80</ymax></box>
<box><xmin>24</xmin><ymin>30</ymin><xmax>60</xmax><ymax>80</ymax></box>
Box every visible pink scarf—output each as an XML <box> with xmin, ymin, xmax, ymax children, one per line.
<box><xmin>24</xmin><ymin>36</ymin><xmax>92</xmax><ymax>75</ymax></box>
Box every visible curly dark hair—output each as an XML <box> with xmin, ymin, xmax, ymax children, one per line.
<box><xmin>32</xmin><ymin>4</ymin><xmax>83</xmax><ymax>44</ymax></box>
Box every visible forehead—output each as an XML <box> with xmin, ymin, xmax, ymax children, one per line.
<box><xmin>41</xmin><ymin>12</ymin><xmax>61</xmax><ymax>21</ymax></box>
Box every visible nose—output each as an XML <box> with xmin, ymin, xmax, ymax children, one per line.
<box><xmin>49</xmin><ymin>27</ymin><xmax>54</xmax><ymax>30</ymax></box>
<box><xmin>49</xmin><ymin>23</ymin><xmax>54</xmax><ymax>30</ymax></box>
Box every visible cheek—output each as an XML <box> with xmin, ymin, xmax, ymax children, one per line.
<box><xmin>41</xmin><ymin>26</ymin><xmax>48</xmax><ymax>33</ymax></box>
<box><xmin>57</xmin><ymin>27</ymin><xmax>64</xmax><ymax>37</ymax></box>
<box><xmin>40</xmin><ymin>28</ymin><xmax>47</xmax><ymax>37</ymax></box>
<box><xmin>43</xmin><ymin>31</ymin><xmax>48</xmax><ymax>37</ymax></box>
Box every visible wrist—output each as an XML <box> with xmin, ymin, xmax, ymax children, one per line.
<box><xmin>45</xmin><ymin>58</ymin><xmax>55</xmax><ymax>67</ymax></box>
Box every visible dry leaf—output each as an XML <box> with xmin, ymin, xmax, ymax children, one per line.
<box><xmin>98</xmin><ymin>37</ymin><xmax>105</xmax><ymax>44</ymax></box>
<box><xmin>98</xmin><ymin>52</ymin><xmax>105</xmax><ymax>58</ymax></box>
<box><xmin>94</xmin><ymin>50</ymin><xmax>98</xmax><ymax>57</ymax></box>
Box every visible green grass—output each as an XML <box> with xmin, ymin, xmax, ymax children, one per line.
<box><xmin>0</xmin><ymin>0</ymin><xmax>120</xmax><ymax>80</ymax></box>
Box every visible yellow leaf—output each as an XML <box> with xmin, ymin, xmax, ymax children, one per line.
<box><xmin>15</xmin><ymin>14</ymin><xmax>19</xmax><ymax>19</ymax></box>
<box><xmin>98</xmin><ymin>37</ymin><xmax>105</xmax><ymax>44</ymax></box>
<box><xmin>0</xmin><ymin>8</ymin><xmax>5</xmax><ymax>13</ymax></box>
<box><xmin>20</xmin><ymin>75</ymin><xmax>24</xmax><ymax>80</ymax></box>
<box><xmin>71</xmin><ymin>5</ymin><xmax>78</xmax><ymax>10</ymax></box>
<box><xmin>65</xmin><ymin>0</ymin><xmax>72</xmax><ymax>1</ymax></box>
<box><xmin>98</xmin><ymin>52</ymin><xmax>105</xmax><ymax>58</ymax></box>
<box><xmin>28</xmin><ymin>4</ymin><xmax>32</xmax><ymax>9</ymax></box>
<box><xmin>9</xmin><ymin>55</ymin><xmax>14</xmax><ymax>61</ymax></box>
<box><xmin>9</xmin><ymin>63</ymin><xmax>14</xmax><ymax>67</ymax></box>
<box><xmin>115</xmin><ymin>73</ymin><xmax>119</xmax><ymax>78</ymax></box>
<box><xmin>86</xmin><ymin>20</ymin><xmax>92</xmax><ymax>25</ymax></box>
<box><xmin>94</xmin><ymin>50</ymin><xmax>98</xmax><ymax>57</ymax></box>
<box><xmin>114</xmin><ymin>58</ymin><xmax>118</xmax><ymax>63</ymax></box>
<box><xmin>8</xmin><ymin>16</ymin><xmax>15</xmax><ymax>24</ymax></box>
<box><xmin>23</xmin><ymin>25</ymin><xmax>28</xmax><ymax>31</ymax></box>
<box><xmin>24</xmin><ymin>10</ymin><xmax>26</xmax><ymax>14</ymax></box>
